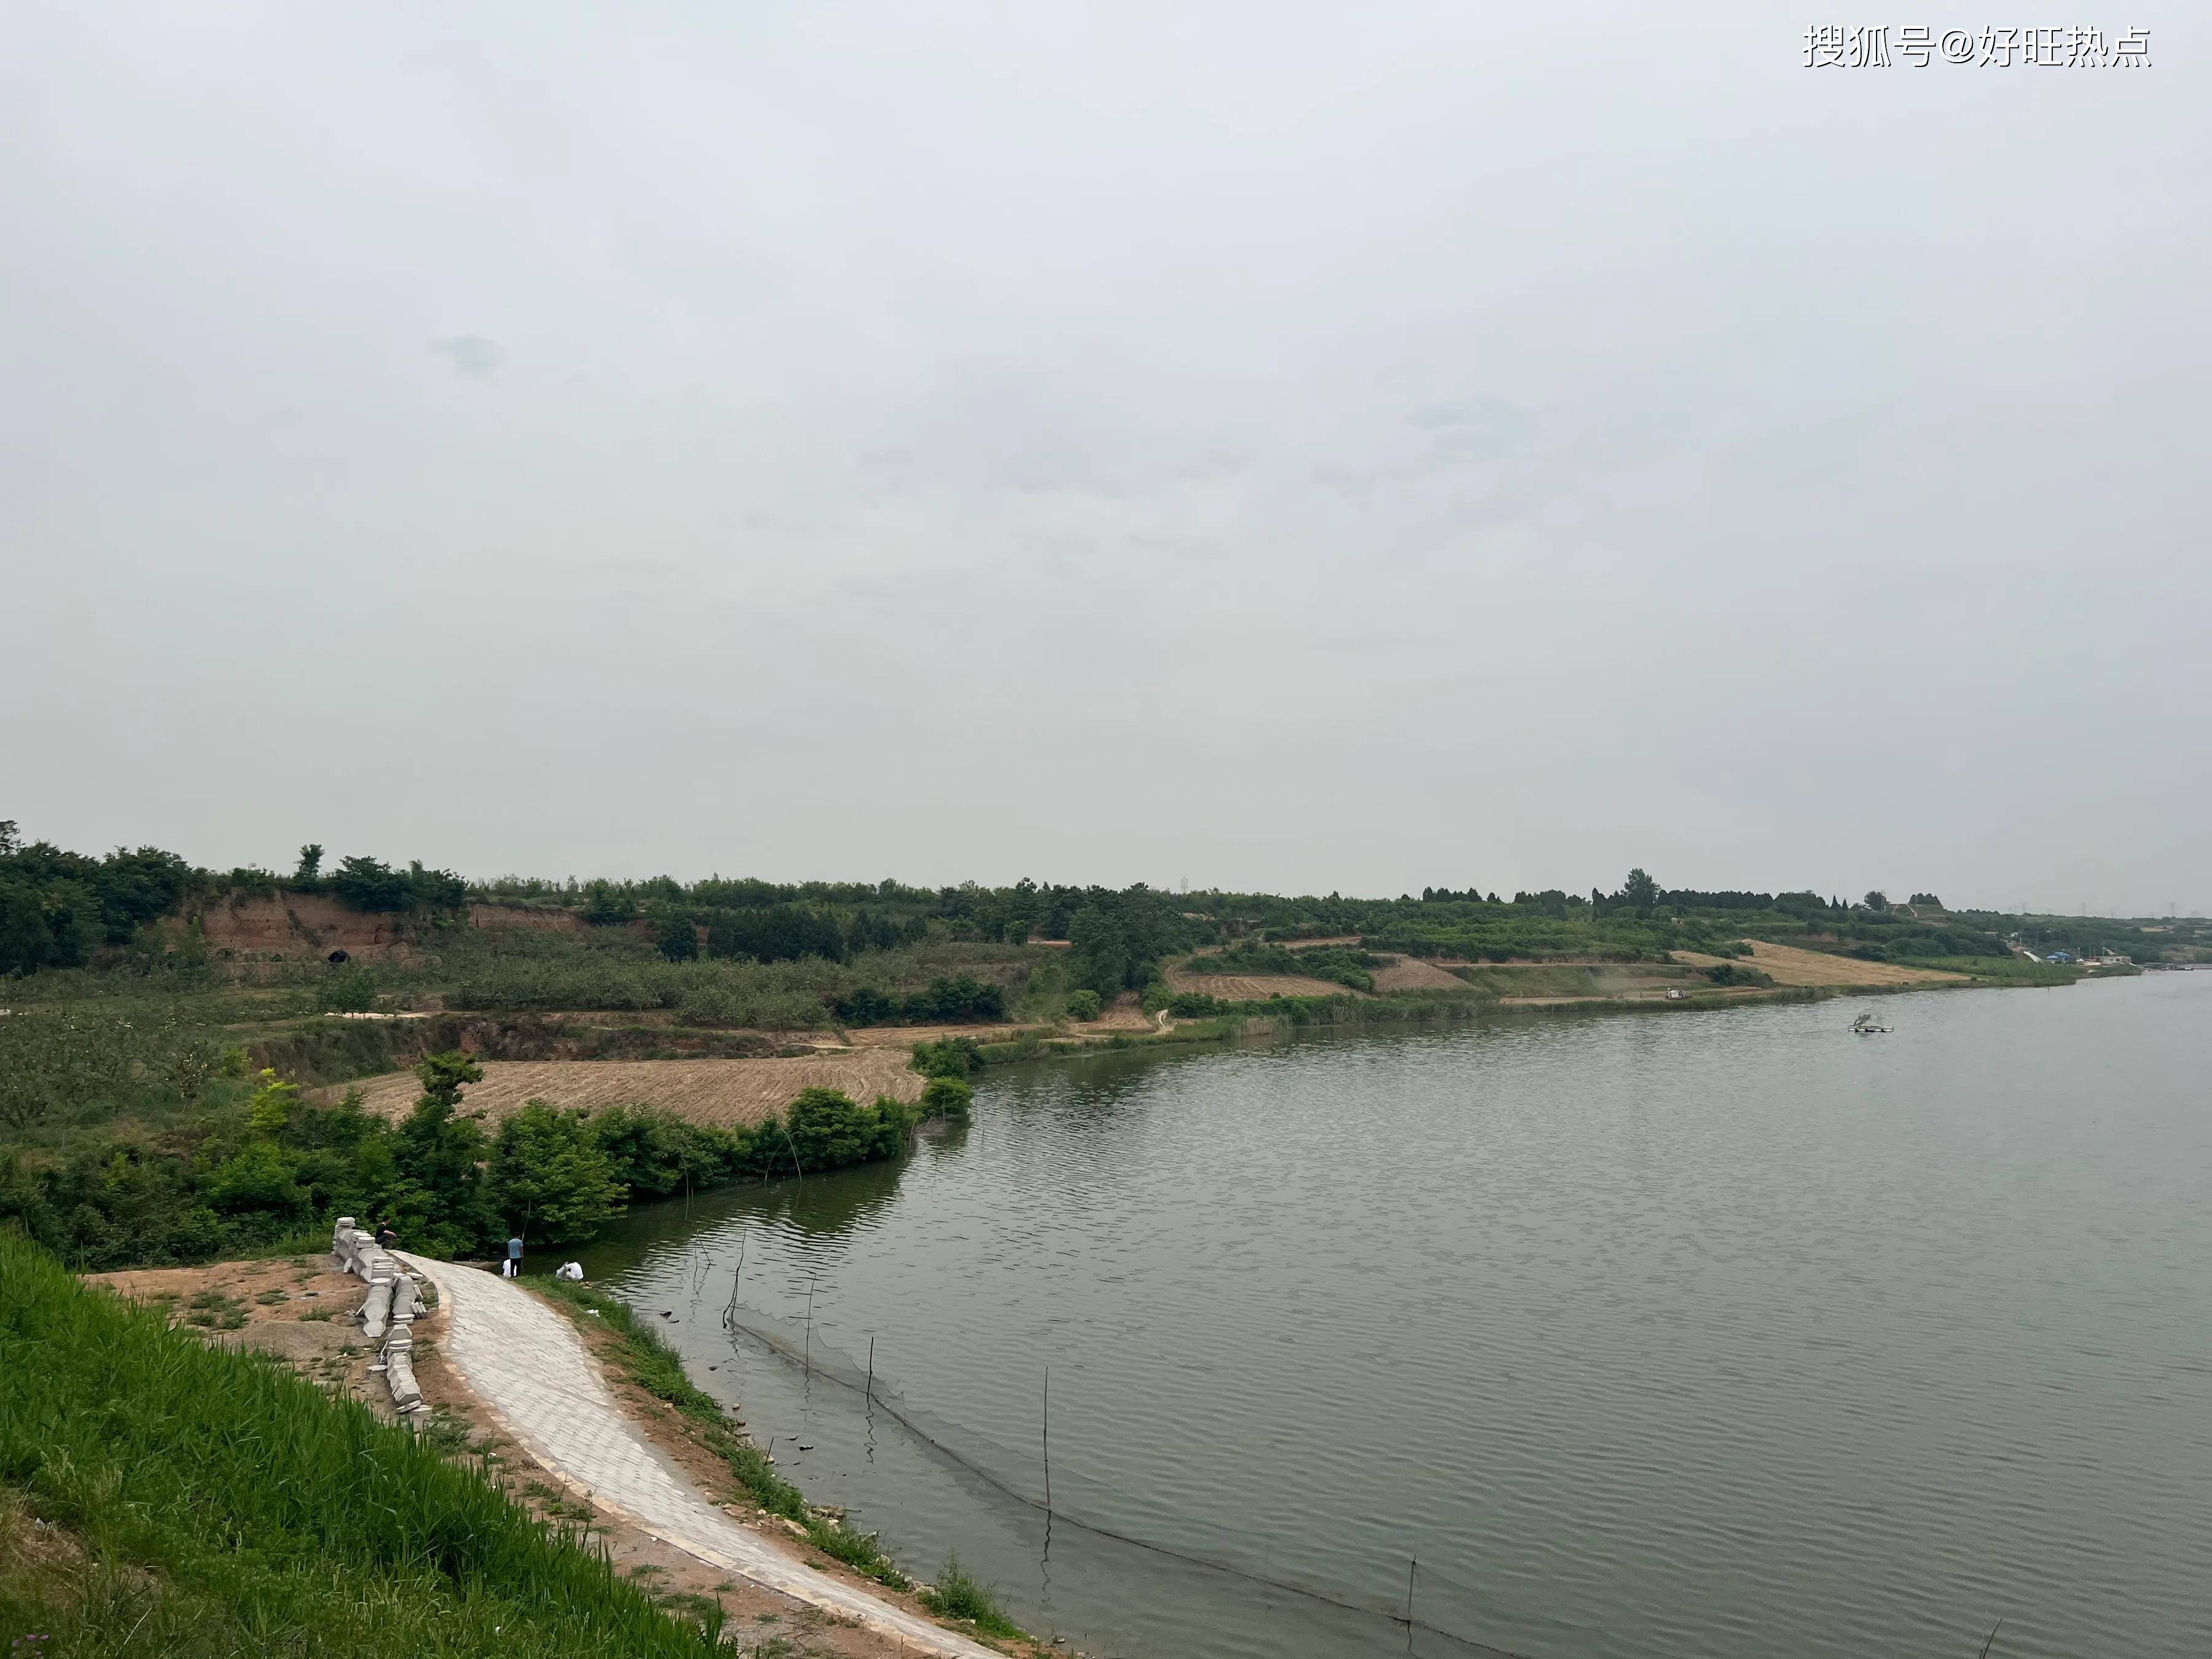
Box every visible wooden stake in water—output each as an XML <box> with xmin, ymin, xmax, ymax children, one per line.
<box><xmin>1405</xmin><ymin>1556</ymin><xmax>1416</xmax><ymax>1651</ymax></box>
<box><xmin>1042</xmin><ymin>1366</ymin><xmax>1053</xmax><ymax>1516</ymax></box>
<box><xmin>866</xmin><ymin>1336</ymin><xmax>876</xmax><ymax>1413</ymax></box>
<box><xmin>804</xmin><ymin>1277</ymin><xmax>815</xmax><ymax>1379</ymax></box>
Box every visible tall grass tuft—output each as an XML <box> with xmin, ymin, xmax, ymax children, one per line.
<box><xmin>919</xmin><ymin>1551</ymin><xmax>1025</xmax><ymax>1639</ymax></box>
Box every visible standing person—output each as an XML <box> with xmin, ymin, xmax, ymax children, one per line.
<box><xmin>506</xmin><ymin>1233</ymin><xmax>524</xmax><ymax>1279</ymax></box>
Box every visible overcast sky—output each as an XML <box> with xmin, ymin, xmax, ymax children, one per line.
<box><xmin>4</xmin><ymin>4</ymin><xmax>2205</xmax><ymax>913</ymax></box>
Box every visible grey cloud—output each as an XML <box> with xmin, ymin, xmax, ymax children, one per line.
<box><xmin>426</xmin><ymin>335</ymin><xmax>504</xmax><ymax>379</ymax></box>
<box><xmin>1410</xmin><ymin>398</ymin><xmax>1530</xmax><ymax>458</ymax></box>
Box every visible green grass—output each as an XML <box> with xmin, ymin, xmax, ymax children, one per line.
<box><xmin>919</xmin><ymin>1551</ymin><xmax>1024</xmax><ymax>1639</ymax></box>
<box><xmin>1899</xmin><ymin>956</ymin><xmax>2079</xmax><ymax>986</ymax></box>
<box><xmin>0</xmin><ymin>1231</ymin><xmax>733</xmax><ymax>1657</ymax></box>
<box><xmin>532</xmin><ymin>1278</ymin><xmax>912</xmax><ymax>1590</ymax></box>
<box><xmin>181</xmin><ymin>1290</ymin><xmax>245</xmax><ymax>1332</ymax></box>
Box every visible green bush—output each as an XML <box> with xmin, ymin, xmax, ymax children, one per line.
<box><xmin>831</xmin><ymin>975</ymin><xmax>1006</xmax><ymax>1026</ymax></box>
<box><xmin>1182</xmin><ymin>943</ymin><xmax>1379</xmax><ymax>988</ymax></box>
<box><xmin>1064</xmin><ymin>989</ymin><xmax>1101</xmax><ymax>1021</ymax></box>
<box><xmin>920</xmin><ymin>1076</ymin><xmax>973</xmax><ymax>1119</ymax></box>
<box><xmin>908</xmin><ymin>1037</ymin><xmax>985</xmax><ymax>1080</ymax></box>
<box><xmin>1704</xmin><ymin>963</ymin><xmax>1777</xmax><ymax>986</ymax></box>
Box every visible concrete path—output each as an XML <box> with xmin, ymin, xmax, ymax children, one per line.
<box><xmin>399</xmin><ymin>1253</ymin><xmax>1000</xmax><ymax>1659</ymax></box>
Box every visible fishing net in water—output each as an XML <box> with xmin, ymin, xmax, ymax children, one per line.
<box><xmin>715</xmin><ymin>1294</ymin><xmax>1532</xmax><ymax>1658</ymax></box>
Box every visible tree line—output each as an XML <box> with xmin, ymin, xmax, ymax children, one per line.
<box><xmin>0</xmin><ymin>1051</ymin><xmax>971</xmax><ymax>1270</ymax></box>
<box><xmin>6</xmin><ymin>820</ymin><xmax>2200</xmax><ymax>987</ymax></box>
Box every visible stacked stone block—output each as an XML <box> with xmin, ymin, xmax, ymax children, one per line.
<box><xmin>332</xmin><ymin>1217</ymin><xmax>428</xmax><ymax>1416</ymax></box>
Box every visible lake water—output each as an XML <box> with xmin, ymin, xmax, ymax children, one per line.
<box><xmin>573</xmin><ymin>975</ymin><xmax>2212</xmax><ymax>1659</ymax></box>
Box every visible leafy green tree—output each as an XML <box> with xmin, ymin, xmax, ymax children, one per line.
<box><xmin>488</xmin><ymin>1099</ymin><xmax>625</xmax><ymax>1243</ymax></box>
<box><xmin>1068</xmin><ymin>905</ymin><xmax>1127</xmax><ymax>997</ymax></box>
<box><xmin>206</xmin><ymin>1139</ymin><xmax>309</xmax><ymax>1217</ymax></box>
<box><xmin>1864</xmin><ymin>890</ymin><xmax>1890</xmax><ymax>911</ymax></box>
<box><xmin>402</xmin><ymin>861</ymin><xmax>468</xmax><ymax>909</ymax></box>
<box><xmin>705</xmin><ymin>904</ymin><xmax>845</xmax><ymax>963</ymax></box>
<box><xmin>331</xmin><ymin>855</ymin><xmax>410</xmax><ymax>912</ymax></box>
<box><xmin>294</xmin><ymin>844</ymin><xmax>324</xmax><ymax>884</ymax></box>
<box><xmin>582</xmin><ymin>880</ymin><xmax>635</xmax><ymax>927</ymax></box>
<box><xmin>590</xmin><ymin>1104</ymin><xmax>683</xmax><ymax>1196</ymax></box>
<box><xmin>1064</xmin><ymin>989</ymin><xmax>1101</xmax><ymax>1021</ymax></box>
<box><xmin>774</xmin><ymin>1088</ymin><xmax>915</xmax><ymax>1171</ymax></box>
<box><xmin>381</xmin><ymin>1053</ymin><xmax>493</xmax><ymax>1253</ymax></box>
<box><xmin>0</xmin><ymin>879</ymin><xmax>55</xmax><ymax>975</ymax></box>
<box><xmin>242</xmin><ymin>1069</ymin><xmax>302</xmax><ymax>1138</ymax></box>
<box><xmin>327</xmin><ymin>855</ymin><xmax>465</xmax><ymax>914</ymax></box>
<box><xmin>1622</xmin><ymin>868</ymin><xmax>1659</xmax><ymax>915</ymax></box>
<box><xmin>414</xmin><ymin>1050</ymin><xmax>482</xmax><ymax>1112</ymax></box>
<box><xmin>833</xmin><ymin>985</ymin><xmax>897</xmax><ymax>1025</ymax></box>
<box><xmin>653</xmin><ymin>907</ymin><xmax>699</xmax><ymax>960</ymax></box>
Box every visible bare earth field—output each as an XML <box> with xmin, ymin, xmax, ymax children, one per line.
<box><xmin>336</xmin><ymin>1051</ymin><xmax>925</xmax><ymax>1129</ymax></box>
<box><xmin>86</xmin><ymin>1256</ymin><xmax>369</xmax><ymax>1377</ymax></box>
<box><xmin>1165</xmin><ymin>969</ymin><xmax>1360</xmax><ymax>1000</ymax></box>
<box><xmin>1369</xmin><ymin>954</ymin><xmax>1475</xmax><ymax>992</ymax></box>
<box><xmin>1673</xmin><ymin>939</ymin><xmax>1969</xmax><ymax>988</ymax></box>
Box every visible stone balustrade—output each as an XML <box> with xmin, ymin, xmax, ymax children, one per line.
<box><xmin>331</xmin><ymin>1217</ymin><xmax>428</xmax><ymax>1416</ymax></box>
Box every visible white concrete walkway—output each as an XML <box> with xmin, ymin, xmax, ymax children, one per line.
<box><xmin>399</xmin><ymin>1253</ymin><xmax>1000</xmax><ymax>1659</ymax></box>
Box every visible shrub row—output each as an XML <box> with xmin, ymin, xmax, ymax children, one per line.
<box><xmin>0</xmin><ymin>1054</ymin><xmax>957</xmax><ymax>1273</ymax></box>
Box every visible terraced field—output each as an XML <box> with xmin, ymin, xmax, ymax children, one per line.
<box><xmin>1673</xmin><ymin>940</ymin><xmax>1968</xmax><ymax>988</ymax></box>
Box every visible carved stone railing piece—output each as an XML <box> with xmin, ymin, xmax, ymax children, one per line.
<box><xmin>332</xmin><ymin>1217</ymin><xmax>429</xmax><ymax>1418</ymax></box>
<box><xmin>382</xmin><ymin>1325</ymin><xmax>424</xmax><ymax>1411</ymax></box>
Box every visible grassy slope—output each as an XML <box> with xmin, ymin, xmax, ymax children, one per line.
<box><xmin>0</xmin><ymin>1232</ymin><xmax>728</xmax><ymax>1658</ymax></box>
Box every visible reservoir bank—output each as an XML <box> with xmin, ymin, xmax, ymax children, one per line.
<box><xmin>568</xmin><ymin>974</ymin><xmax>2212</xmax><ymax>1658</ymax></box>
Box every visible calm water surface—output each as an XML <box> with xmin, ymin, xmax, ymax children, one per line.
<box><xmin>575</xmin><ymin>975</ymin><xmax>2212</xmax><ymax>1658</ymax></box>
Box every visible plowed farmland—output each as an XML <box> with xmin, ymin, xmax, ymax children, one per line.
<box><xmin>1671</xmin><ymin>940</ymin><xmax>1968</xmax><ymax>988</ymax></box>
<box><xmin>1163</xmin><ymin>966</ymin><xmax>1360</xmax><ymax>1000</ymax></box>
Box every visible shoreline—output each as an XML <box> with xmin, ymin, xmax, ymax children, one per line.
<box><xmin>968</xmin><ymin>974</ymin><xmax>1989</xmax><ymax>1071</ymax></box>
<box><xmin>400</xmin><ymin>1253</ymin><xmax>1035</xmax><ymax>1658</ymax></box>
